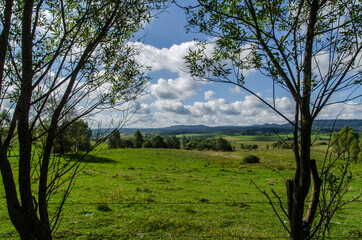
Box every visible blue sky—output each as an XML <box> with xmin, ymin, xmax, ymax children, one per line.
<box><xmin>93</xmin><ymin>2</ymin><xmax>361</xmax><ymax>128</ymax></box>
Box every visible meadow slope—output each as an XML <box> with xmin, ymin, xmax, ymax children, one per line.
<box><xmin>0</xmin><ymin>142</ymin><xmax>361</xmax><ymax>239</ymax></box>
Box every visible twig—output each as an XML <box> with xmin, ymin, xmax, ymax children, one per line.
<box><xmin>250</xmin><ymin>180</ymin><xmax>291</xmax><ymax>234</ymax></box>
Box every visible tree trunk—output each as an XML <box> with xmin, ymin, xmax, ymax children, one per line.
<box><xmin>8</xmin><ymin>1</ymin><xmax>52</xmax><ymax>238</ymax></box>
<box><xmin>286</xmin><ymin>0</ymin><xmax>320</xmax><ymax>238</ymax></box>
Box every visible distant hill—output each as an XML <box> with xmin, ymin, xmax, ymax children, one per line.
<box><xmin>102</xmin><ymin>119</ymin><xmax>361</xmax><ymax>136</ymax></box>
<box><xmin>312</xmin><ymin>119</ymin><xmax>362</xmax><ymax>130</ymax></box>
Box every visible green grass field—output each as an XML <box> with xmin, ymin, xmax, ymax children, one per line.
<box><xmin>0</xmin><ymin>138</ymin><xmax>361</xmax><ymax>239</ymax></box>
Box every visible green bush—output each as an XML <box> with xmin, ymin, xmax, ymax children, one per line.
<box><xmin>242</xmin><ymin>154</ymin><xmax>260</xmax><ymax>163</ymax></box>
<box><xmin>97</xmin><ymin>204</ymin><xmax>112</xmax><ymax>212</ymax></box>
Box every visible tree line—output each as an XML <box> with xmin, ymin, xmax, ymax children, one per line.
<box><xmin>107</xmin><ymin>129</ymin><xmax>233</xmax><ymax>152</ymax></box>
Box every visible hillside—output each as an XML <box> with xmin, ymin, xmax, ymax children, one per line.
<box><xmin>112</xmin><ymin>119</ymin><xmax>361</xmax><ymax>136</ymax></box>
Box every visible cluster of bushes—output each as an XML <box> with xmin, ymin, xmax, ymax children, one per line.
<box><xmin>271</xmin><ymin>140</ymin><xmax>293</xmax><ymax>149</ymax></box>
<box><xmin>107</xmin><ymin>130</ymin><xmax>232</xmax><ymax>152</ymax></box>
<box><xmin>183</xmin><ymin>137</ymin><xmax>232</xmax><ymax>151</ymax></box>
<box><xmin>240</xmin><ymin>143</ymin><xmax>258</xmax><ymax>150</ymax></box>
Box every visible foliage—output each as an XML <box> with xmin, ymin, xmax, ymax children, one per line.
<box><xmin>240</xmin><ymin>143</ymin><xmax>258</xmax><ymax>150</ymax></box>
<box><xmin>142</xmin><ymin>140</ymin><xmax>152</xmax><ymax>148</ymax></box>
<box><xmin>150</xmin><ymin>135</ymin><xmax>168</xmax><ymax>148</ymax></box>
<box><xmin>184</xmin><ymin>137</ymin><xmax>233</xmax><ymax>151</ymax></box>
<box><xmin>133</xmin><ymin>129</ymin><xmax>144</xmax><ymax>148</ymax></box>
<box><xmin>331</xmin><ymin>127</ymin><xmax>360</xmax><ymax>161</ymax></box>
<box><xmin>315</xmin><ymin>141</ymin><xmax>362</xmax><ymax>238</ymax></box>
<box><xmin>0</xmin><ymin>110</ymin><xmax>10</xmax><ymax>141</ymax></box>
<box><xmin>52</xmin><ymin>120</ymin><xmax>92</xmax><ymax>154</ymax></box>
<box><xmin>181</xmin><ymin>135</ymin><xmax>187</xmax><ymax>149</ymax></box>
<box><xmin>242</xmin><ymin>154</ymin><xmax>260</xmax><ymax>163</ymax></box>
<box><xmin>108</xmin><ymin>129</ymin><xmax>122</xmax><ymax>150</ymax></box>
<box><xmin>165</xmin><ymin>135</ymin><xmax>181</xmax><ymax>149</ymax></box>
<box><xmin>271</xmin><ymin>140</ymin><xmax>294</xmax><ymax>150</ymax></box>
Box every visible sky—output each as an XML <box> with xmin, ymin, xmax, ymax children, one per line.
<box><xmin>92</xmin><ymin>2</ymin><xmax>362</xmax><ymax>129</ymax></box>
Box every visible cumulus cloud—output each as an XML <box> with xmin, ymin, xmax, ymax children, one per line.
<box><xmin>153</xmin><ymin>100</ymin><xmax>190</xmax><ymax>115</ymax></box>
<box><xmin>141</xmin><ymin>94</ymin><xmax>296</xmax><ymax>127</ymax></box>
<box><xmin>204</xmin><ymin>90</ymin><xmax>215</xmax><ymax>100</ymax></box>
<box><xmin>111</xmin><ymin>41</ymin><xmax>361</xmax><ymax>128</ymax></box>
<box><xmin>312</xmin><ymin>51</ymin><xmax>330</xmax><ymax>77</ymax></box>
<box><xmin>317</xmin><ymin>102</ymin><xmax>362</xmax><ymax>120</ymax></box>
<box><xmin>135</xmin><ymin>103</ymin><xmax>151</xmax><ymax>115</ymax></box>
<box><xmin>229</xmin><ymin>86</ymin><xmax>242</xmax><ymax>94</ymax></box>
<box><xmin>134</xmin><ymin>41</ymin><xmax>199</xmax><ymax>74</ymax></box>
<box><xmin>149</xmin><ymin>77</ymin><xmax>197</xmax><ymax>100</ymax></box>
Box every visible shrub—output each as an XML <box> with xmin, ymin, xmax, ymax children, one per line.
<box><xmin>97</xmin><ymin>204</ymin><xmax>112</xmax><ymax>212</ymax></box>
<box><xmin>242</xmin><ymin>154</ymin><xmax>260</xmax><ymax>163</ymax></box>
<box><xmin>142</xmin><ymin>140</ymin><xmax>152</xmax><ymax>148</ymax></box>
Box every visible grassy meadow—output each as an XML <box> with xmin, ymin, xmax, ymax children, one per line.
<box><xmin>0</xmin><ymin>136</ymin><xmax>361</xmax><ymax>239</ymax></box>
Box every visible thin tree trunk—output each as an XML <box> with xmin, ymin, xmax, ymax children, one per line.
<box><xmin>287</xmin><ymin>0</ymin><xmax>319</xmax><ymax>238</ymax></box>
<box><xmin>304</xmin><ymin>160</ymin><xmax>322</xmax><ymax>235</ymax></box>
<box><xmin>15</xmin><ymin>1</ymin><xmax>52</xmax><ymax>238</ymax></box>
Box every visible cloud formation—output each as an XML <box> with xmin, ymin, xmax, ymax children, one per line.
<box><xmin>134</xmin><ymin>41</ymin><xmax>198</xmax><ymax>73</ymax></box>
<box><xmin>150</xmin><ymin>77</ymin><xmax>197</xmax><ymax>100</ymax></box>
<box><xmin>93</xmin><ymin>41</ymin><xmax>361</xmax><ymax>128</ymax></box>
<box><xmin>137</xmin><ymin>94</ymin><xmax>296</xmax><ymax>127</ymax></box>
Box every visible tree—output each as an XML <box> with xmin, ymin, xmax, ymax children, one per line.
<box><xmin>53</xmin><ymin>119</ymin><xmax>92</xmax><ymax>154</ymax></box>
<box><xmin>331</xmin><ymin>127</ymin><xmax>360</xmax><ymax>160</ymax></box>
<box><xmin>0</xmin><ymin>0</ymin><xmax>166</xmax><ymax>239</ymax></box>
<box><xmin>182</xmin><ymin>0</ymin><xmax>361</xmax><ymax>239</ymax></box>
<box><xmin>181</xmin><ymin>135</ymin><xmax>187</xmax><ymax>149</ymax></box>
<box><xmin>142</xmin><ymin>139</ymin><xmax>152</xmax><ymax>148</ymax></box>
<box><xmin>150</xmin><ymin>135</ymin><xmax>167</xmax><ymax>148</ymax></box>
<box><xmin>108</xmin><ymin>129</ymin><xmax>121</xmax><ymax>150</ymax></box>
<box><xmin>0</xmin><ymin>110</ymin><xmax>10</xmax><ymax>141</ymax></box>
<box><xmin>133</xmin><ymin>129</ymin><xmax>144</xmax><ymax>148</ymax></box>
<box><xmin>165</xmin><ymin>135</ymin><xmax>181</xmax><ymax>149</ymax></box>
<box><xmin>215</xmin><ymin>137</ymin><xmax>232</xmax><ymax>151</ymax></box>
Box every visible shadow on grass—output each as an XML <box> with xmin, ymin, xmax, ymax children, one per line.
<box><xmin>64</xmin><ymin>153</ymin><xmax>118</xmax><ymax>164</ymax></box>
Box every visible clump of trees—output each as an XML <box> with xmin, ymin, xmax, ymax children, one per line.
<box><xmin>52</xmin><ymin>120</ymin><xmax>92</xmax><ymax>154</ymax></box>
<box><xmin>182</xmin><ymin>136</ymin><xmax>232</xmax><ymax>151</ymax></box>
<box><xmin>107</xmin><ymin>130</ymin><xmax>232</xmax><ymax>151</ymax></box>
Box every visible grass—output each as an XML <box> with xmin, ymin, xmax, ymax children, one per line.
<box><xmin>0</xmin><ymin>138</ymin><xmax>361</xmax><ymax>239</ymax></box>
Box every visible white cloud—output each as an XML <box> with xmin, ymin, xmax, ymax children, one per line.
<box><xmin>313</xmin><ymin>51</ymin><xmax>330</xmax><ymax>77</ymax></box>
<box><xmin>137</xmin><ymin>94</ymin><xmax>296</xmax><ymax>127</ymax></box>
<box><xmin>150</xmin><ymin>77</ymin><xmax>197</xmax><ymax>100</ymax></box>
<box><xmin>135</xmin><ymin>103</ymin><xmax>151</xmax><ymax>115</ymax></box>
<box><xmin>204</xmin><ymin>90</ymin><xmax>216</xmax><ymax>100</ymax></box>
<box><xmin>317</xmin><ymin>102</ymin><xmax>362</xmax><ymax>120</ymax></box>
<box><xmin>134</xmin><ymin>41</ymin><xmax>199</xmax><ymax>74</ymax></box>
<box><xmin>229</xmin><ymin>86</ymin><xmax>242</xmax><ymax>94</ymax></box>
<box><xmin>107</xmin><ymin>40</ymin><xmax>361</xmax><ymax>128</ymax></box>
<box><xmin>153</xmin><ymin>100</ymin><xmax>190</xmax><ymax>115</ymax></box>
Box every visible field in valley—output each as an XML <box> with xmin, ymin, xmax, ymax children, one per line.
<box><xmin>0</xmin><ymin>136</ymin><xmax>361</xmax><ymax>239</ymax></box>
